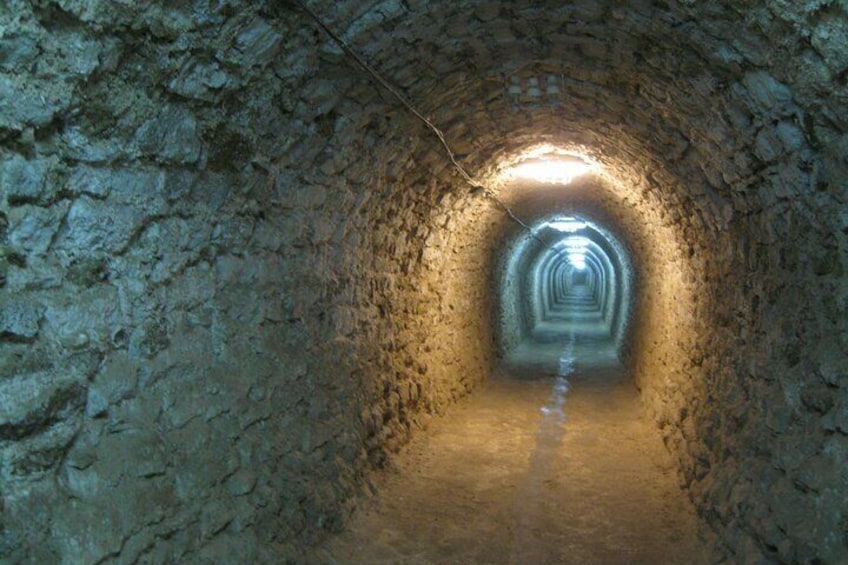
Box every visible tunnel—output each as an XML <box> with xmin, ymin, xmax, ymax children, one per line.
<box><xmin>498</xmin><ymin>209</ymin><xmax>633</xmax><ymax>357</ymax></box>
<box><xmin>0</xmin><ymin>0</ymin><xmax>847</xmax><ymax>562</ymax></box>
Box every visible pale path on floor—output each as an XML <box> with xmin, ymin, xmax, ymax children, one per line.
<box><xmin>310</xmin><ymin>327</ymin><xmax>712</xmax><ymax>564</ymax></box>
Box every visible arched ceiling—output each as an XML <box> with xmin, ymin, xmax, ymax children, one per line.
<box><xmin>294</xmin><ymin>0</ymin><xmax>845</xmax><ymax>236</ymax></box>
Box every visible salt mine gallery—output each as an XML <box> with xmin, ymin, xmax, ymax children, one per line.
<box><xmin>0</xmin><ymin>1</ymin><xmax>847</xmax><ymax>563</ymax></box>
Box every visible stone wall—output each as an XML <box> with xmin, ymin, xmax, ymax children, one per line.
<box><xmin>1</xmin><ymin>0</ymin><xmax>847</xmax><ymax>562</ymax></box>
<box><xmin>0</xmin><ymin>1</ymin><xmax>500</xmax><ymax>561</ymax></box>
<box><xmin>496</xmin><ymin>230</ymin><xmax>544</xmax><ymax>354</ymax></box>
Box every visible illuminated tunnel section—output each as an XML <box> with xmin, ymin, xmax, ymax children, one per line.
<box><xmin>499</xmin><ymin>214</ymin><xmax>633</xmax><ymax>357</ymax></box>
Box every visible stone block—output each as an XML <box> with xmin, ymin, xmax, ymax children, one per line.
<box><xmin>135</xmin><ymin>106</ymin><xmax>202</xmax><ymax>164</ymax></box>
<box><xmin>65</xmin><ymin>35</ymin><xmax>102</xmax><ymax>77</ymax></box>
<box><xmin>67</xmin><ymin>166</ymin><xmax>113</xmax><ymax>199</ymax></box>
<box><xmin>0</xmin><ymin>76</ymin><xmax>71</xmax><ymax>129</ymax></box>
<box><xmin>93</xmin><ymin>428</ymin><xmax>168</xmax><ymax>486</ymax></box>
<box><xmin>233</xmin><ymin>18</ymin><xmax>283</xmax><ymax>67</ymax></box>
<box><xmin>63</xmin><ymin>197</ymin><xmax>136</xmax><ymax>254</ymax></box>
<box><xmin>8</xmin><ymin>204</ymin><xmax>67</xmax><ymax>255</ymax></box>
<box><xmin>170</xmin><ymin>419</ymin><xmax>239</xmax><ymax>500</ymax></box>
<box><xmin>49</xmin><ymin>498</ymin><xmax>130</xmax><ymax>564</ymax></box>
<box><xmin>755</xmin><ymin>127</ymin><xmax>782</xmax><ymax>163</ymax></box>
<box><xmin>0</xmin><ymin>372</ymin><xmax>86</xmax><ymax>441</ymax></box>
<box><xmin>775</xmin><ymin>121</ymin><xmax>804</xmax><ymax>152</ymax></box>
<box><xmin>0</xmin><ymin>33</ymin><xmax>39</xmax><ymax>70</ymax></box>
<box><xmin>821</xmin><ymin>398</ymin><xmax>848</xmax><ymax>434</ymax></box>
<box><xmin>60</xmin><ymin>167</ymin><xmax>167</xmax><ymax>256</ymax></box>
<box><xmin>811</xmin><ymin>13</ymin><xmax>848</xmax><ymax>73</ymax></box>
<box><xmin>225</xmin><ymin>469</ymin><xmax>257</xmax><ymax>496</ymax></box>
<box><xmin>85</xmin><ymin>351</ymin><xmax>139</xmax><ymax>417</ymax></box>
<box><xmin>742</xmin><ymin>71</ymin><xmax>793</xmax><ymax>116</ymax></box>
<box><xmin>0</xmin><ymin>299</ymin><xmax>44</xmax><ymax>341</ymax></box>
<box><xmin>1</xmin><ymin>154</ymin><xmax>47</xmax><ymax>203</ymax></box>
<box><xmin>59</xmin><ymin>126</ymin><xmax>126</xmax><ymax>163</ymax></box>
<box><xmin>168</xmin><ymin>58</ymin><xmax>229</xmax><ymax>101</ymax></box>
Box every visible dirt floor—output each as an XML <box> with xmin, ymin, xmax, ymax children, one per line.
<box><xmin>310</xmin><ymin>324</ymin><xmax>714</xmax><ymax>564</ymax></box>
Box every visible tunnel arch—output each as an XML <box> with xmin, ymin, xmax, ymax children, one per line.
<box><xmin>498</xmin><ymin>210</ymin><xmax>634</xmax><ymax>360</ymax></box>
<box><xmin>305</xmin><ymin>3</ymin><xmax>847</xmax><ymax>562</ymax></box>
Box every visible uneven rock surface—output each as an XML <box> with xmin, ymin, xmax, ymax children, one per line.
<box><xmin>0</xmin><ymin>0</ymin><xmax>846</xmax><ymax>562</ymax></box>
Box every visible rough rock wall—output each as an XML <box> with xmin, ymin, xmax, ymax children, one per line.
<box><xmin>496</xmin><ymin>230</ymin><xmax>541</xmax><ymax>354</ymax></box>
<box><xmin>624</xmin><ymin>5</ymin><xmax>848</xmax><ymax>561</ymax></box>
<box><xmin>1</xmin><ymin>0</ymin><xmax>847</xmax><ymax>562</ymax></box>
<box><xmin>0</xmin><ymin>1</ymin><xmax>498</xmax><ymax>561</ymax></box>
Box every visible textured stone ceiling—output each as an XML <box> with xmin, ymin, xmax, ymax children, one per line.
<box><xmin>300</xmin><ymin>0</ymin><xmax>844</xmax><ymax>226</ymax></box>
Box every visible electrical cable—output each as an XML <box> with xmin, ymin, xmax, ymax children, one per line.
<box><xmin>291</xmin><ymin>0</ymin><xmax>548</xmax><ymax>240</ymax></box>
<box><xmin>292</xmin><ymin>2</ymin><xmax>608</xmax><ymax>316</ymax></box>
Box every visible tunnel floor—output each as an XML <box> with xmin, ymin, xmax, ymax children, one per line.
<box><xmin>311</xmin><ymin>325</ymin><xmax>713</xmax><ymax>564</ymax></box>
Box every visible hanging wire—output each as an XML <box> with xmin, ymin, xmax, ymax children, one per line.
<box><xmin>290</xmin><ymin>0</ymin><xmax>539</xmax><ymax>234</ymax></box>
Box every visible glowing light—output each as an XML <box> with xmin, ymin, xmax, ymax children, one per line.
<box><xmin>508</xmin><ymin>158</ymin><xmax>592</xmax><ymax>185</ymax></box>
<box><xmin>569</xmin><ymin>252</ymin><xmax>587</xmax><ymax>270</ymax></box>
<box><xmin>560</xmin><ymin>236</ymin><xmax>592</xmax><ymax>251</ymax></box>
<box><xmin>542</xmin><ymin>217</ymin><xmax>588</xmax><ymax>233</ymax></box>
<box><xmin>558</xmin><ymin>236</ymin><xmax>591</xmax><ymax>271</ymax></box>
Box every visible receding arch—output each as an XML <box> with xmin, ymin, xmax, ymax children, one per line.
<box><xmin>497</xmin><ymin>211</ymin><xmax>634</xmax><ymax>361</ymax></box>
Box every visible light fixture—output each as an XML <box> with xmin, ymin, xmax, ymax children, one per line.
<box><xmin>569</xmin><ymin>252</ymin><xmax>587</xmax><ymax>271</ymax></box>
<box><xmin>507</xmin><ymin>156</ymin><xmax>593</xmax><ymax>185</ymax></box>
<box><xmin>542</xmin><ymin>216</ymin><xmax>588</xmax><ymax>233</ymax></box>
<box><xmin>558</xmin><ymin>236</ymin><xmax>591</xmax><ymax>270</ymax></box>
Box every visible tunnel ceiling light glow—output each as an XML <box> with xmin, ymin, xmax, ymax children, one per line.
<box><xmin>559</xmin><ymin>236</ymin><xmax>592</xmax><ymax>250</ymax></box>
<box><xmin>543</xmin><ymin>217</ymin><xmax>588</xmax><ymax>233</ymax></box>
<box><xmin>558</xmin><ymin>236</ymin><xmax>592</xmax><ymax>270</ymax></box>
<box><xmin>570</xmin><ymin>253</ymin><xmax>587</xmax><ymax>270</ymax></box>
<box><xmin>508</xmin><ymin>157</ymin><xmax>593</xmax><ymax>185</ymax></box>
